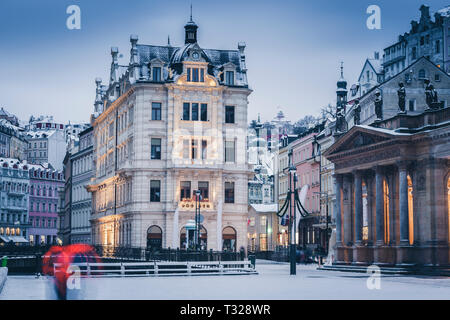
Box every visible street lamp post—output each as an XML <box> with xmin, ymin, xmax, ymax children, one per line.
<box><xmin>195</xmin><ymin>190</ymin><xmax>201</xmax><ymax>251</ymax></box>
<box><xmin>288</xmin><ymin>163</ymin><xmax>297</xmax><ymax>276</ymax></box>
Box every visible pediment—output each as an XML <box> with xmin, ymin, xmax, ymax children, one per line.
<box><xmin>324</xmin><ymin>126</ymin><xmax>395</xmax><ymax>157</ymax></box>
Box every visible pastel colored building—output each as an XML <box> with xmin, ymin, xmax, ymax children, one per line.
<box><xmin>291</xmin><ymin>124</ymin><xmax>323</xmax><ymax>250</ymax></box>
<box><xmin>28</xmin><ymin>164</ymin><xmax>64</xmax><ymax>245</ymax></box>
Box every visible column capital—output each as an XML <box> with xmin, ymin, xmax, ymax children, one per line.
<box><xmin>396</xmin><ymin>160</ymin><xmax>413</xmax><ymax>171</ymax></box>
<box><xmin>375</xmin><ymin>165</ymin><xmax>384</xmax><ymax>175</ymax></box>
<box><xmin>352</xmin><ymin>169</ymin><xmax>363</xmax><ymax>178</ymax></box>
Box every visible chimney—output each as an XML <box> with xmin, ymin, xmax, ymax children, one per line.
<box><xmin>374</xmin><ymin>51</ymin><xmax>379</xmax><ymax>60</ymax></box>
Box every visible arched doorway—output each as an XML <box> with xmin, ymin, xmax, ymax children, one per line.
<box><xmin>147</xmin><ymin>225</ymin><xmax>162</xmax><ymax>251</ymax></box>
<box><xmin>222</xmin><ymin>226</ymin><xmax>237</xmax><ymax>252</ymax></box>
<box><xmin>180</xmin><ymin>223</ymin><xmax>207</xmax><ymax>250</ymax></box>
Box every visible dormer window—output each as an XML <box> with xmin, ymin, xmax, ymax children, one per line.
<box><xmin>226</xmin><ymin>71</ymin><xmax>234</xmax><ymax>86</ymax></box>
<box><xmin>186</xmin><ymin>67</ymin><xmax>205</xmax><ymax>83</ymax></box>
<box><xmin>152</xmin><ymin>67</ymin><xmax>161</xmax><ymax>82</ymax></box>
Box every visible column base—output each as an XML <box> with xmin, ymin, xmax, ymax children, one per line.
<box><xmin>334</xmin><ymin>245</ymin><xmax>353</xmax><ymax>265</ymax></box>
<box><xmin>373</xmin><ymin>245</ymin><xmax>396</xmax><ymax>266</ymax></box>
<box><xmin>351</xmin><ymin>245</ymin><xmax>371</xmax><ymax>266</ymax></box>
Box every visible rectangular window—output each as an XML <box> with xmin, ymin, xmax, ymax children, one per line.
<box><xmin>201</xmin><ymin>140</ymin><xmax>207</xmax><ymax>160</ymax></box>
<box><xmin>200</xmin><ymin>69</ymin><xmax>204</xmax><ymax>82</ymax></box>
<box><xmin>183</xmin><ymin>103</ymin><xmax>190</xmax><ymax>120</ymax></box>
<box><xmin>129</xmin><ymin>107</ymin><xmax>134</xmax><ymax>125</ymax></box>
<box><xmin>225</xmin><ymin>140</ymin><xmax>235</xmax><ymax>163</ymax></box>
<box><xmin>225</xmin><ymin>182</ymin><xmax>235</xmax><ymax>203</ymax></box>
<box><xmin>192</xmin><ymin>68</ymin><xmax>199</xmax><ymax>82</ymax></box>
<box><xmin>191</xmin><ymin>103</ymin><xmax>199</xmax><ymax>121</ymax></box>
<box><xmin>109</xmin><ymin>122</ymin><xmax>114</xmax><ymax>138</ymax></box>
<box><xmin>226</xmin><ymin>71</ymin><xmax>234</xmax><ymax>85</ymax></box>
<box><xmin>187</xmin><ymin>68</ymin><xmax>191</xmax><ymax>82</ymax></box>
<box><xmin>152</xmin><ymin>102</ymin><xmax>161</xmax><ymax>120</ymax></box>
<box><xmin>183</xmin><ymin>139</ymin><xmax>190</xmax><ymax>159</ymax></box>
<box><xmin>191</xmin><ymin>140</ymin><xmax>198</xmax><ymax>159</ymax></box>
<box><xmin>409</xmin><ymin>99</ymin><xmax>415</xmax><ymax>111</ymax></box>
<box><xmin>200</xmin><ymin>104</ymin><xmax>207</xmax><ymax>121</ymax></box>
<box><xmin>150</xmin><ymin>180</ymin><xmax>161</xmax><ymax>202</ymax></box>
<box><xmin>180</xmin><ymin>181</ymin><xmax>191</xmax><ymax>201</ymax></box>
<box><xmin>225</xmin><ymin>106</ymin><xmax>235</xmax><ymax>124</ymax></box>
<box><xmin>412</xmin><ymin>47</ymin><xmax>417</xmax><ymax>60</ymax></box>
<box><xmin>436</xmin><ymin>40</ymin><xmax>441</xmax><ymax>54</ymax></box>
<box><xmin>198</xmin><ymin>181</ymin><xmax>209</xmax><ymax>200</ymax></box>
<box><xmin>151</xmin><ymin>138</ymin><xmax>161</xmax><ymax>160</ymax></box>
<box><xmin>152</xmin><ymin>67</ymin><xmax>161</xmax><ymax>82</ymax></box>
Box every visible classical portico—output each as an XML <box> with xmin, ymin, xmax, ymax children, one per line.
<box><xmin>325</xmin><ymin>108</ymin><xmax>450</xmax><ymax>268</ymax></box>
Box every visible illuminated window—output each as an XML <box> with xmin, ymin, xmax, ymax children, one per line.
<box><xmin>198</xmin><ymin>181</ymin><xmax>209</xmax><ymax>200</ymax></box>
<box><xmin>407</xmin><ymin>175</ymin><xmax>414</xmax><ymax>245</ymax></box>
<box><xmin>180</xmin><ymin>181</ymin><xmax>191</xmax><ymax>201</ymax></box>
<box><xmin>383</xmin><ymin>179</ymin><xmax>390</xmax><ymax>244</ymax></box>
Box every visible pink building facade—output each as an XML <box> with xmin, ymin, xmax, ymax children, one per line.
<box><xmin>28</xmin><ymin>165</ymin><xmax>64</xmax><ymax>245</ymax></box>
<box><xmin>291</xmin><ymin>125</ymin><xmax>323</xmax><ymax>251</ymax></box>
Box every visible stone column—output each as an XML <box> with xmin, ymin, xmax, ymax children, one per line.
<box><xmin>354</xmin><ymin>170</ymin><xmax>363</xmax><ymax>244</ymax></box>
<box><xmin>397</xmin><ymin>161</ymin><xmax>409</xmax><ymax>244</ymax></box>
<box><xmin>375</xmin><ymin>166</ymin><xmax>384</xmax><ymax>245</ymax></box>
<box><xmin>343</xmin><ymin>174</ymin><xmax>353</xmax><ymax>245</ymax></box>
<box><xmin>334</xmin><ymin>174</ymin><xmax>343</xmax><ymax>245</ymax></box>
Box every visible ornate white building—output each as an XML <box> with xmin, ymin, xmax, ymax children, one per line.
<box><xmin>87</xmin><ymin>15</ymin><xmax>252</xmax><ymax>252</ymax></box>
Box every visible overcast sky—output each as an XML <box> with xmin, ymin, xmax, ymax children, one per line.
<box><xmin>0</xmin><ymin>0</ymin><xmax>449</xmax><ymax>125</ymax></box>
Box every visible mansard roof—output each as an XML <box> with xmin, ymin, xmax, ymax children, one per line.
<box><xmin>137</xmin><ymin>43</ymin><xmax>242</xmax><ymax>72</ymax></box>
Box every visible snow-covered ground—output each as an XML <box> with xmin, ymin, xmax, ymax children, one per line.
<box><xmin>1</xmin><ymin>261</ymin><xmax>449</xmax><ymax>300</ymax></box>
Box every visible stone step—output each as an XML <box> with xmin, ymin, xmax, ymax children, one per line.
<box><xmin>318</xmin><ymin>264</ymin><xmax>450</xmax><ymax>276</ymax></box>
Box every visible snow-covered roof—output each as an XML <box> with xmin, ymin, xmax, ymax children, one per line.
<box><xmin>0</xmin><ymin>157</ymin><xmax>29</xmax><ymax>170</ymax></box>
<box><xmin>249</xmin><ymin>203</ymin><xmax>278</xmax><ymax>213</ymax></box>
<box><xmin>437</xmin><ymin>5</ymin><xmax>450</xmax><ymax>17</ymax></box>
<box><xmin>25</xmin><ymin>130</ymin><xmax>57</xmax><ymax>139</ymax></box>
<box><xmin>367</xmin><ymin>58</ymin><xmax>383</xmax><ymax>74</ymax></box>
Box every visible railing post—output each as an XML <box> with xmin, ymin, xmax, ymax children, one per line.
<box><xmin>120</xmin><ymin>263</ymin><xmax>125</xmax><ymax>277</ymax></box>
<box><xmin>87</xmin><ymin>262</ymin><xmax>91</xmax><ymax>277</ymax></box>
<box><xmin>219</xmin><ymin>261</ymin><xmax>223</xmax><ymax>274</ymax></box>
<box><xmin>154</xmin><ymin>262</ymin><xmax>158</xmax><ymax>276</ymax></box>
<box><xmin>187</xmin><ymin>262</ymin><xmax>191</xmax><ymax>275</ymax></box>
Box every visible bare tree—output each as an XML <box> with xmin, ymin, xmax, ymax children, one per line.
<box><xmin>320</xmin><ymin>103</ymin><xmax>336</xmax><ymax>120</ymax></box>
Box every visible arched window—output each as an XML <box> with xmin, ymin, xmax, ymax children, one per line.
<box><xmin>222</xmin><ymin>226</ymin><xmax>237</xmax><ymax>252</ymax></box>
<box><xmin>146</xmin><ymin>225</ymin><xmax>163</xmax><ymax>251</ymax></box>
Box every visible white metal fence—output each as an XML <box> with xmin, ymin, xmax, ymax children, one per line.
<box><xmin>54</xmin><ymin>260</ymin><xmax>257</xmax><ymax>277</ymax></box>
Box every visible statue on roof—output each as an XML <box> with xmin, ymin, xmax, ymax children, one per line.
<box><xmin>397</xmin><ymin>82</ymin><xmax>406</xmax><ymax>113</ymax></box>
<box><xmin>374</xmin><ymin>90</ymin><xmax>383</xmax><ymax>120</ymax></box>
<box><xmin>424</xmin><ymin>79</ymin><xmax>440</xmax><ymax>109</ymax></box>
